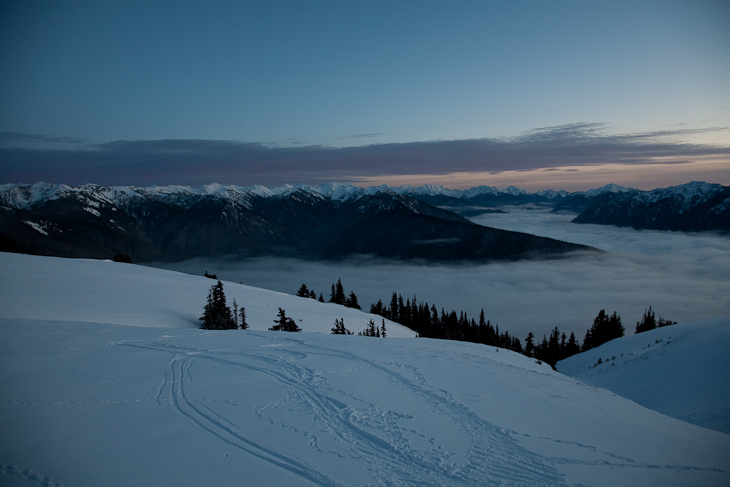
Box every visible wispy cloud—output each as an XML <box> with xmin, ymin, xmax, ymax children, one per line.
<box><xmin>1</xmin><ymin>124</ymin><xmax>728</xmax><ymax>187</ymax></box>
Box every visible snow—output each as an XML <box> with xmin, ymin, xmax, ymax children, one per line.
<box><xmin>1</xmin><ymin>252</ymin><xmax>729</xmax><ymax>486</ymax></box>
<box><xmin>4</xmin><ymin>181</ymin><xmax>687</xmax><ymax>213</ymax></box>
<box><xmin>0</xmin><ymin>252</ymin><xmax>412</xmax><ymax>337</ymax></box>
<box><xmin>557</xmin><ymin>317</ymin><xmax>730</xmax><ymax>434</ymax></box>
<box><xmin>21</xmin><ymin>220</ymin><xmax>48</xmax><ymax>235</ymax></box>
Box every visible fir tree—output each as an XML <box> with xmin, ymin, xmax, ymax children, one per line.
<box><xmin>360</xmin><ymin>319</ymin><xmax>379</xmax><ymax>337</ymax></box>
<box><xmin>270</xmin><ymin>308</ymin><xmax>301</xmax><ymax>332</ymax></box>
<box><xmin>239</xmin><ymin>306</ymin><xmax>249</xmax><ymax>329</ymax></box>
<box><xmin>331</xmin><ymin>318</ymin><xmax>353</xmax><ymax>335</ymax></box>
<box><xmin>199</xmin><ymin>281</ymin><xmax>236</xmax><ymax>330</ymax></box>
<box><xmin>583</xmin><ymin>309</ymin><xmax>624</xmax><ymax>350</ymax></box>
<box><xmin>296</xmin><ymin>284</ymin><xmax>310</xmax><ymax>297</ymax></box>
<box><xmin>524</xmin><ymin>332</ymin><xmax>535</xmax><ymax>357</ymax></box>
<box><xmin>345</xmin><ymin>291</ymin><xmax>361</xmax><ymax>310</ymax></box>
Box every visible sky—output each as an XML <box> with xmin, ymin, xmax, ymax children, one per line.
<box><xmin>1</xmin><ymin>0</ymin><xmax>729</xmax><ymax>191</ymax></box>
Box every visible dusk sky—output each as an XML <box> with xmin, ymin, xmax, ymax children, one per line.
<box><xmin>1</xmin><ymin>0</ymin><xmax>729</xmax><ymax>191</ymax></box>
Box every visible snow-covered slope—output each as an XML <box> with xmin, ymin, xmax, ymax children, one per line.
<box><xmin>0</xmin><ymin>252</ymin><xmax>413</xmax><ymax>337</ymax></box>
<box><xmin>1</xmin><ymin>252</ymin><xmax>729</xmax><ymax>486</ymax></box>
<box><xmin>557</xmin><ymin>318</ymin><xmax>730</xmax><ymax>434</ymax></box>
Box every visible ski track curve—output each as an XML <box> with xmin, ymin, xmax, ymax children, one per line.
<box><xmin>112</xmin><ymin>336</ymin><xmax>717</xmax><ymax>486</ymax></box>
<box><xmin>115</xmin><ymin>337</ymin><xmax>568</xmax><ymax>486</ymax></box>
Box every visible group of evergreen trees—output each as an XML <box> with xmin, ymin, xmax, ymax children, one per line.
<box><xmin>205</xmin><ymin>278</ymin><xmax>675</xmax><ymax>364</ymax></box>
<box><xmin>199</xmin><ymin>281</ymin><xmax>248</xmax><ymax>330</ymax></box>
<box><xmin>270</xmin><ymin>307</ymin><xmax>301</xmax><ymax>332</ymax></box>
<box><xmin>635</xmin><ymin>306</ymin><xmax>677</xmax><ymax>334</ymax></box>
<box><xmin>369</xmin><ymin>293</ymin><xmax>523</xmax><ymax>351</ymax></box>
<box><xmin>297</xmin><ymin>279</ymin><xmax>361</xmax><ymax>310</ymax></box>
<box><xmin>526</xmin><ymin>328</ymin><xmax>582</xmax><ymax>365</ymax></box>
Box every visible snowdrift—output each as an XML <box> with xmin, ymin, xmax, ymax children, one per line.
<box><xmin>558</xmin><ymin>317</ymin><xmax>730</xmax><ymax>434</ymax></box>
<box><xmin>1</xmin><ymin>252</ymin><xmax>729</xmax><ymax>486</ymax></box>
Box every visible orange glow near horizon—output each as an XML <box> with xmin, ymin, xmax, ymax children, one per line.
<box><xmin>350</xmin><ymin>157</ymin><xmax>730</xmax><ymax>192</ymax></box>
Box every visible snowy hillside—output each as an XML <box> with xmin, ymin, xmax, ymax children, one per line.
<box><xmin>1</xmin><ymin>252</ymin><xmax>729</xmax><ymax>486</ymax></box>
<box><xmin>557</xmin><ymin>318</ymin><xmax>730</xmax><ymax>434</ymax></box>
<box><xmin>0</xmin><ymin>252</ymin><xmax>413</xmax><ymax>337</ymax></box>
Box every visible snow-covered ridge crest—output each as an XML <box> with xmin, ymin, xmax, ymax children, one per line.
<box><xmin>2</xmin><ymin>180</ymin><xmax>727</xmax><ymax>210</ymax></box>
<box><xmin>0</xmin><ymin>180</ymin><xmax>627</xmax><ymax>208</ymax></box>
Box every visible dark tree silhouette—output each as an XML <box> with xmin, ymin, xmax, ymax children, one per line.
<box><xmin>270</xmin><ymin>308</ymin><xmax>301</xmax><ymax>332</ymax></box>
<box><xmin>200</xmin><ymin>281</ymin><xmax>236</xmax><ymax>330</ymax></box>
<box><xmin>331</xmin><ymin>318</ymin><xmax>353</xmax><ymax>335</ymax></box>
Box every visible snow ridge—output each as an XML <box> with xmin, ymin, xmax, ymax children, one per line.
<box><xmin>0</xmin><ymin>180</ymin><xmax>647</xmax><ymax>209</ymax></box>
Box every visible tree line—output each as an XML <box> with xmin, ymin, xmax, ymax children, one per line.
<box><xmin>202</xmin><ymin>277</ymin><xmax>675</xmax><ymax>367</ymax></box>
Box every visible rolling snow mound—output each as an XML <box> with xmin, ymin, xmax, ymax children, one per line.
<box><xmin>558</xmin><ymin>317</ymin><xmax>730</xmax><ymax>434</ymax></box>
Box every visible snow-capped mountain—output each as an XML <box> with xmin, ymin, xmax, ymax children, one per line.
<box><xmin>1</xmin><ymin>180</ymin><xmax>726</xmax><ymax>263</ymax></box>
<box><xmin>1</xmin><ymin>251</ymin><xmax>729</xmax><ymax>486</ymax></box>
<box><xmin>572</xmin><ymin>181</ymin><xmax>730</xmax><ymax>231</ymax></box>
<box><xmin>0</xmin><ymin>182</ymin><xmax>592</xmax><ymax>262</ymax></box>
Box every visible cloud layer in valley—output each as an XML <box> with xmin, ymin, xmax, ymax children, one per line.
<box><xmin>149</xmin><ymin>210</ymin><xmax>730</xmax><ymax>341</ymax></box>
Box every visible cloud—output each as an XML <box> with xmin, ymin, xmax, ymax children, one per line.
<box><xmin>0</xmin><ymin>132</ymin><xmax>87</xmax><ymax>146</ymax></box>
<box><xmin>1</xmin><ymin>123</ymin><xmax>728</xmax><ymax>187</ymax></box>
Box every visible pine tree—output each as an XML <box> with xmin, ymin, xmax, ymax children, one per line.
<box><xmin>296</xmin><ymin>284</ymin><xmax>310</xmax><ymax>297</ymax></box>
<box><xmin>331</xmin><ymin>318</ymin><xmax>353</xmax><ymax>335</ymax></box>
<box><xmin>200</xmin><ymin>281</ymin><xmax>236</xmax><ymax>330</ymax></box>
<box><xmin>239</xmin><ymin>306</ymin><xmax>249</xmax><ymax>329</ymax></box>
<box><xmin>565</xmin><ymin>332</ymin><xmax>581</xmax><ymax>357</ymax></box>
<box><xmin>380</xmin><ymin>319</ymin><xmax>387</xmax><ymax>338</ymax></box>
<box><xmin>345</xmin><ymin>291</ymin><xmax>361</xmax><ymax>310</ymax></box>
<box><xmin>636</xmin><ymin>307</ymin><xmax>657</xmax><ymax>334</ymax></box>
<box><xmin>583</xmin><ymin>309</ymin><xmax>624</xmax><ymax>350</ymax></box>
<box><xmin>270</xmin><ymin>308</ymin><xmax>301</xmax><ymax>332</ymax></box>
<box><xmin>524</xmin><ymin>332</ymin><xmax>535</xmax><ymax>357</ymax></box>
<box><xmin>360</xmin><ymin>319</ymin><xmax>379</xmax><ymax>337</ymax></box>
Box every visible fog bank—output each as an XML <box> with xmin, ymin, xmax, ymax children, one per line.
<box><xmin>149</xmin><ymin>209</ymin><xmax>730</xmax><ymax>340</ymax></box>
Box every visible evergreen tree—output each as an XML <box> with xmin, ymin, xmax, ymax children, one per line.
<box><xmin>636</xmin><ymin>307</ymin><xmax>672</xmax><ymax>333</ymax></box>
<box><xmin>583</xmin><ymin>309</ymin><xmax>624</xmax><ymax>350</ymax></box>
<box><xmin>565</xmin><ymin>332</ymin><xmax>581</xmax><ymax>357</ymax></box>
<box><xmin>199</xmin><ymin>281</ymin><xmax>236</xmax><ymax>330</ymax></box>
<box><xmin>380</xmin><ymin>319</ymin><xmax>387</xmax><ymax>338</ymax></box>
<box><xmin>524</xmin><ymin>332</ymin><xmax>535</xmax><ymax>357</ymax></box>
<box><xmin>296</xmin><ymin>284</ymin><xmax>310</xmax><ymax>297</ymax></box>
<box><xmin>360</xmin><ymin>319</ymin><xmax>379</xmax><ymax>337</ymax></box>
<box><xmin>270</xmin><ymin>308</ymin><xmax>301</xmax><ymax>332</ymax></box>
<box><xmin>239</xmin><ymin>306</ymin><xmax>249</xmax><ymax>329</ymax></box>
<box><xmin>345</xmin><ymin>291</ymin><xmax>361</xmax><ymax>310</ymax></box>
<box><xmin>331</xmin><ymin>318</ymin><xmax>353</xmax><ymax>335</ymax></box>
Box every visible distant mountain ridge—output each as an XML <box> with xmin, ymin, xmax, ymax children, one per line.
<box><xmin>571</xmin><ymin>181</ymin><xmax>730</xmax><ymax>231</ymax></box>
<box><xmin>0</xmin><ymin>181</ymin><xmax>593</xmax><ymax>262</ymax></box>
<box><xmin>0</xmin><ymin>180</ymin><xmax>627</xmax><ymax>209</ymax></box>
<box><xmin>1</xmin><ymin>180</ymin><xmax>726</xmax><ymax>262</ymax></box>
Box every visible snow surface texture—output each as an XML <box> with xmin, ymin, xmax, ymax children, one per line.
<box><xmin>558</xmin><ymin>318</ymin><xmax>730</xmax><ymax>434</ymax></box>
<box><xmin>1</xmin><ymin>252</ymin><xmax>729</xmax><ymax>486</ymax></box>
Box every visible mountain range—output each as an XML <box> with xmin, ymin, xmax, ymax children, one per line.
<box><xmin>0</xmin><ymin>181</ymin><xmax>592</xmax><ymax>262</ymax></box>
<box><xmin>0</xmin><ymin>180</ymin><xmax>727</xmax><ymax>262</ymax></box>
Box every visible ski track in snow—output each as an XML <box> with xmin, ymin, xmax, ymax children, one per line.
<box><xmin>111</xmin><ymin>336</ymin><xmax>730</xmax><ymax>486</ymax></box>
<box><xmin>115</xmin><ymin>338</ymin><xmax>566</xmax><ymax>487</ymax></box>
